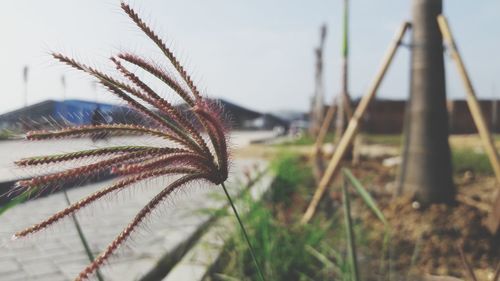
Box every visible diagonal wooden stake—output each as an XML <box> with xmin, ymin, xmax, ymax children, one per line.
<box><xmin>437</xmin><ymin>15</ymin><xmax>500</xmax><ymax>234</ymax></box>
<box><xmin>312</xmin><ymin>101</ymin><xmax>335</xmax><ymax>182</ymax></box>
<box><xmin>301</xmin><ymin>22</ymin><xmax>411</xmax><ymax>224</ymax></box>
<box><xmin>315</xmin><ymin>103</ymin><xmax>337</xmax><ymax>151</ymax></box>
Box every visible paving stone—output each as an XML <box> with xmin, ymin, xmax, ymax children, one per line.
<box><xmin>0</xmin><ymin>270</ymin><xmax>29</xmax><ymax>281</ymax></box>
<box><xmin>58</xmin><ymin>262</ymin><xmax>90</xmax><ymax>280</ymax></box>
<box><xmin>27</xmin><ymin>273</ymin><xmax>66</xmax><ymax>281</ymax></box>
<box><xmin>0</xmin><ymin>259</ymin><xmax>20</xmax><ymax>274</ymax></box>
<box><xmin>22</xmin><ymin>260</ymin><xmax>59</xmax><ymax>277</ymax></box>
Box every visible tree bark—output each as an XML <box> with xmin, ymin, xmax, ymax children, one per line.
<box><xmin>309</xmin><ymin>26</ymin><xmax>327</xmax><ymax>137</ymax></box>
<box><xmin>400</xmin><ymin>0</ymin><xmax>455</xmax><ymax>204</ymax></box>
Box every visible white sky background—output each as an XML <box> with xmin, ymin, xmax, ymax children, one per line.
<box><xmin>1</xmin><ymin>1</ymin><xmax>499</xmax><ymax>114</ymax></box>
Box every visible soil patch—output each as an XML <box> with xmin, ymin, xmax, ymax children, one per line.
<box><xmin>344</xmin><ymin>158</ymin><xmax>500</xmax><ymax>279</ymax></box>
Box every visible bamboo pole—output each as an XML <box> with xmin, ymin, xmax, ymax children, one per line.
<box><xmin>312</xmin><ymin>99</ymin><xmax>335</xmax><ymax>183</ymax></box>
<box><xmin>437</xmin><ymin>15</ymin><xmax>500</xmax><ymax>183</ymax></box>
<box><xmin>301</xmin><ymin>22</ymin><xmax>411</xmax><ymax>224</ymax></box>
<box><xmin>314</xmin><ymin>101</ymin><xmax>337</xmax><ymax>155</ymax></box>
<box><xmin>487</xmin><ymin>193</ymin><xmax>500</xmax><ymax>234</ymax></box>
<box><xmin>335</xmin><ymin>0</ymin><xmax>353</xmax><ymax>143</ymax></box>
<box><xmin>312</xmin><ymin>98</ymin><xmax>335</xmax><ymax>184</ymax></box>
<box><xmin>437</xmin><ymin>15</ymin><xmax>500</xmax><ymax>233</ymax></box>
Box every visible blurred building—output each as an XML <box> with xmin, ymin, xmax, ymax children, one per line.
<box><xmin>0</xmin><ymin>100</ymin><xmax>121</xmax><ymax>131</ymax></box>
<box><xmin>245</xmin><ymin>113</ymin><xmax>289</xmax><ymax>131</ymax></box>
<box><xmin>315</xmin><ymin>98</ymin><xmax>500</xmax><ymax>135</ymax></box>
<box><xmin>5</xmin><ymin>98</ymin><xmax>499</xmax><ymax>135</ymax></box>
<box><xmin>362</xmin><ymin>99</ymin><xmax>406</xmax><ymax>134</ymax></box>
<box><xmin>447</xmin><ymin>99</ymin><xmax>500</xmax><ymax>134</ymax></box>
<box><xmin>0</xmin><ymin>98</ymin><xmax>291</xmax><ymax>132</ymax></box>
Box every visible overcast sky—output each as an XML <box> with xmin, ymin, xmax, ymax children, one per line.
<box><xmin>1</xmin><ymin>1</ymin><xmax>499</xmax><ymax>114</ymax></box>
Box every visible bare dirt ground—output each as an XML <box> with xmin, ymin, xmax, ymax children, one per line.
<box><xmin>345</xmin><ymin>158</ymin><xmax>499</xmax><ymax>280</ymax></box>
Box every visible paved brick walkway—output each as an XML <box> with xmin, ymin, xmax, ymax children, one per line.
<box><xmin>0</xmin><ymin>132</ymin><xmax>274</xmax><ymax>281</ymax></box>
<box><xmin>0</xmin><ymin>158</ymin><xmax>267</xmax><ymax>281</ymax></box>
<box><xmin>0</xmin><ymin>131</ymin><xmax>275</xmax><ymax>182</ymax></box>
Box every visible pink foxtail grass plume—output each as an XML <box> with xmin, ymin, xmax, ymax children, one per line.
<box><xmin>8</xmin><ymin>2</ymin><xmax>265</xmax><ymax>281</ymax></box>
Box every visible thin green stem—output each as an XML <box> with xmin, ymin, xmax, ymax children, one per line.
<box><xmin>63</xmin><ymin>191</ymin><xmax>105</xmax><ymax>281</ymax></box>
<box><xmin>342</xmin><ymin>178</ymin><xmax>360</xmax><ymax>281</ymax></box>
<box><xmin>220</xmin><ymin>182</ymin><xmax>266</xmax><ymax>281</ymax></box>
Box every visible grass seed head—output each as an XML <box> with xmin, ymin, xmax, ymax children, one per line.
<box><xmin>9</xmin><ymin>2</ymin><xmax>230</xmax><ymax>280</ymax></box>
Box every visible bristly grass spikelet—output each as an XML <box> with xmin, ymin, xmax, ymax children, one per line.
<box><xmin>8</xmin><ymin>2</ymin><xmax>265</xmax><ymax>281</ymax></box>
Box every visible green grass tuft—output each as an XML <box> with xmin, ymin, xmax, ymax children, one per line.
<box><xmin>277</xmin><ymin>132</ymin><xmax>336</xmax><ymax>146</ymax></box>
<box><xmin>452</xmin><ymin>148</ymin><xmax>493</xmax><ymax>175</ymax></box>
<box><xmin>269</xmin><ymin>151</ymin><xmax>314</xmax><ymax>206</ymax></box>
<box><xmin>219</xmin><ymin>196</ymin><xmax>335</xmax><ymax>281</ymax></box>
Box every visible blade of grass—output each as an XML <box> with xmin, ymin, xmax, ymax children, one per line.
<box><xmin>213</xmin><ymin>273</ymin><xmax>240</xmax><ymax>281</ymax></box>
<box><xmin>305</xmin><ymin>245</ymin><xmax>342</xmax><ymax>276</ymax></box>
<box><xmin>297</xmin><ymin>272</ymin><xmax>316</xmax><ymax>281</ymax></box>
<box><xmin>63</xmin><ymin>191</ymin><xmax>104</xmax><ymax>281</ymax></box>
<box><xmin>342</xmin><ymin>168</ymin><xmax>387</xmax><ymax>225</ymax></box>
<box><xmin>406</xmin><ymin>232</ymin><xmax>423</xmax><ymax>279</ymax></box>
<box><xmin>343</xmin><ymin>168</ymin><xmax>391</xmax><ymax>279</ymax></box>
<box><xmin>0</xmin><ymin>191</ymin><xmax>30</xmax><ymax>216</ymax></box>
<box><xmin>221</xmin><ymin>182</ymin><xmax>266</xmax><ymax>281</ymax></box>
<box><xmin>321</xmin><ymin>243</ymin><xmax>343</xmax><ymax>263</ymax></box>
<box><xmin>380</xmin><ymin>229</ymin><xmax>392</xmax><ymax>281</ymax></box>
<box><xmin>342</xmin><ymin>177</ymin><xmax>360</xmax><ymax>281</ymax></box>
<box><xmin>322</xmin><ymin>244</ymin><xmax>352</xmax><ymax>280</ymax></box>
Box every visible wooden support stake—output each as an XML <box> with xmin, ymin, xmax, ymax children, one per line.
<box><xmin>312</xmin><ymin>100</ymin><xmax>336</xmax><ymax>183</ymax></box>
<box><xmin>437</xmin><ymin>15</ymin><xmax>500</xmax><ymax>234</ymax></box>
<box><xmin>314</xmin><ymin>101</ymin><xmax>337</xmax><ymax>155</ymax></box>
<box><xmin>437</xmin><ymin>15</ymin><xmax>500</xmax><ymax>184</ymax></box>
<box><xmin>301</xmin><ymin>22</ymin><xmax>411</xmax><ymax>224</ymax></box>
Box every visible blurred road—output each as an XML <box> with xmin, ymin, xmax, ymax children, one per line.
<box><xmin>0</xmin><ymin>131</ymin><xmax>275</xmax><ymax>281</ymax></box>
<box><xmin>0</xmin><ymin>131</ymin><xmax>276</xmax><ymax>182</ymax></box>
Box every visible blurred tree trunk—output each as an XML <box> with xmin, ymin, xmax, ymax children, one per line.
<box><xmin>400</xmin><ymin>0</ymin><xmax>455</xmax><ymax>204</ymax></box>
<box><xmin>309</xmin><ymin>26</ymin><xmax>327</xmax><ymax>137</ymax></box>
